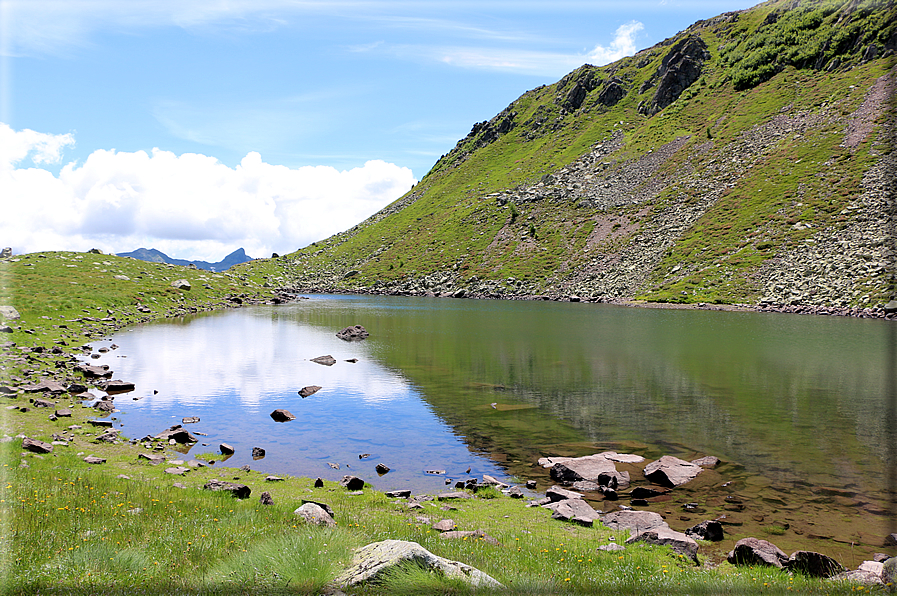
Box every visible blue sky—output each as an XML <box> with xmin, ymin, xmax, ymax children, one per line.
<box><xmin>1</xmin><ymin>0</ymin><xmax>759</xmax><ymax>260</ymax></box>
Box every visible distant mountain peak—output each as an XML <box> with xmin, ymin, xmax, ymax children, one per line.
<box><xmin>116</xmin><ymin>247</ymin><xmax>253</xmax><ymax>271</ymax></box>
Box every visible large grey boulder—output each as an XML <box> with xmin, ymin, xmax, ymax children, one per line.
<box><xmin>600</xmin><ymin>510</ymin><xmax>666</xmax><ymax>534</ymax></box>
<box><xmin>336</xmin><ymin>325</ymin><xmax>369</xmax><ymax>341</ymax></box>
<box><xmin>171</xmin><ymin>279</ymin><xmax>191</xmax><ymax>290</ymax></box>
<box><xmin>294</xmin><ymin>502</ymin><xmax>336</xmax><ymax>527</ymax></box>
<box><xmin>643</xmin><ymin>455</ymin><xmax>702</xmax><ymax>488</ymax></box>
<box><xmin>544</xmin><ymin>498</ymin><xmax>601</xmax><ymax>525</ymax></box>
<box><xmin>727</xmin><ymin>537</ymin><xmax>789</xmax><ymax>568</ymax></box>
<box><xmin>23</xmin><ymin>437</ymin><xmax>53</xmax><ymax>454</ymax></box>
<box><xmin>203</xmin><ymin>479</ymin><xmax>251</xmax><ymax>499</ymax></box>
<box><xmin>626</xmin><ymin>526</ymin><xmax>699</xmax><ymax>564</ymax></box>
<box><xmin>333</xmin><ymin>540</ymin><xmax>502</xmax><ymax>589</ymax></box>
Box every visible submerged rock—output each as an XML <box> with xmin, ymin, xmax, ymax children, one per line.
<box><xmin>336</xmin><ymin>325</ymin><xmax>369</xmax><ymax>341</ymax></box>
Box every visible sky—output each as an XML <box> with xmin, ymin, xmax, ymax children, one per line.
<box><xmin>1</xmin><ymin>0</ymin><xmax>759</xmax><ymax>261</ymax></box>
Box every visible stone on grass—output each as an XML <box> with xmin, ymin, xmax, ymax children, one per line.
<box><xmin>83</xmin><ymin>456</ymin><xmax>106</xmax><ymax>464</ymax></box>
<box><xmin>334</xmin><ymin>540</ymin><xmax>502</xmax><ymax>589</ymax></box>
<box><xmin>432</xmin><ymin>519</ymin><xmax>455</xmax><ymax>532</ymax></box>
<box><xmin>203</xmin><ymin>478</ymin><xmax>251</xmax><ymax>499</ymax></box>
<box><xmin>787</xmin><ymin>551</ymin><xmax>844</xmax><ymax>578</ymax></box>
<box><xmin>339</xmin><ymin>475</ymin><xmax>365</xmax><ymax>491</ymax></box>
<box><xmin>294</xmin><ymin>502</ymin><xmax>336</xmax><ymax>527</ymax></box>
<box><xmin>626</xmin><ymin>526</ymin><xmax>699</xmax><ymax>564</ymax></box>
<box><xmin>259</xmin><ymin>491</ymin><xmax>275</xmax><ymax>506</ymax></box>
<box><xmin>385</xmin><ymin>489</ymin><xmax>412</xmax><ymax>498</ymax></box>
<box><xmin>165</xmin><ymin>466</ymin><xmax>190</xmax><ymax>475</ymax></box>
<box><xmin>23</xmin><ymin>437</ymin><xmax>53</xmax><ymax>453</ymax></box>
<box><xmin>544</xmin><ymin>498</ymin><xmax>602</xmax><ymax>523</ymax></box>
<box><xmin>439</xmin><ymin>530</ymin><xmax>500</xmax><ymax>545</ymax></box>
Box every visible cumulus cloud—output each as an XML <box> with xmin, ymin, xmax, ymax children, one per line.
<box><xmin>586</xmin><ymin>21</ymin><xmax>644</xmax><ymax>64</ymax></box>
<box><xmin>0</xmin><ymin>123</ymin><xmax>416</xmax><ymax>260</ymax></box>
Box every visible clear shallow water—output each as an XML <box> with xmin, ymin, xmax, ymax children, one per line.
<box><xmin>86</xmin><ymin>294</ymin><xmax>894</xmax><ymax>559</ymax></box>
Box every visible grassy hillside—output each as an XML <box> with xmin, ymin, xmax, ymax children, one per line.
<box><xmin>249</xmin><ymin>0</ymin><xmax>896</xmax><ymax>308</ymax></box>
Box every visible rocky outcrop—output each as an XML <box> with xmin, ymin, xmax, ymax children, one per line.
<box><xmin>639</xmin><ymin>35</ymin><xmax>710</xmax><ymax>116</ymax></box>
<box><xmin>333</xmin><ymin>540</ymin><xmax>503</xmax><ymax>589</ymax></box>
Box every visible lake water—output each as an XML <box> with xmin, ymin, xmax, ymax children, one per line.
<box><xmin>85</xmin><ymin>294</ymin><xmax>895</xmax><ymax>562</ymax></box>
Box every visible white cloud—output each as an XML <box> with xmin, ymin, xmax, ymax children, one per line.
<box><xmin>0</xmin><ymin>123</ymin><xmax>416</xmax><ymax>260</ymax></box>
<box><xmin>586</xmin><ymin>21</ymin><xmax>644</xmax><ymax>64</ymax></box>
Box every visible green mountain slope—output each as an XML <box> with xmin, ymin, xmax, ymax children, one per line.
<box><xmin>256</xmin><ymin>0</ymin><xmax>896</xmax><ymax>308</ymax></box>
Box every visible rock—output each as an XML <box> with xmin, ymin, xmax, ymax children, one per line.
<box><xmin>873</xmin><ymin>554</ymin><xmax>891</xmax><ymax>563</ymax></box>
<box><xmin>334</xmin><ymin>540</ymin><xmax>502</xmax><ymax>589</ymax></box>
<box><xmin>220</xmin><ymin>443</ymin><xmax>234</xmax><ymax>455</ymax></box>
<box><xmin>164</xmin><ymin>466</ymin><xmax>190</xmax><ymax>475</ymax></box>
<box><xmin>83</xmin><ymin>456</ymin><xmax>106</xmax><ymax>464</ymax></box>
<box><xmin>787</xmin><ymin>551</ymin><xmax>844</xmax><ymax>578</ymax></box>
<box><xmin>270</xmin><ymin>409</ymin><xmax>296</xmax><ymax>422</ymax></box>
<box><xmin>138</xmin><ymin>453</ymin><xmax>165</xmax><ymax>464</ymax></box>
<box><xmin>885</xmin><ymin>533</ymin><xmax>897</xmax><ymax>547</ymax></box>
<box><xmin>630</xmin><ymin>487</ymin><xmax>670</xmax><ymax>499</ymax></box>
<box><xmin>328</xmin><ymin>462</ymin><xmax>340</xmax><ymax>470</ymax></box>
<box><xmin>640</xmin><ymin>35</ymin><xmax>710</xmax><ymax>116</ymax></box>
<box><xmin>685</xmin><ymin>520</ymin><xmax>724</xmax><ymax>541</ymax></box>
<box><xmin>0</xmin><ymin>305</ymin><xmax>20</xmax><ymax>319</ymax></box>
<box><xmin>265</xmin><ymin>475</ymin><xmax>284</xmax><ymax>482</ymax></box>
<box><xmin>93</xmin><ymin>399</ymin><xmax>115</xmax><ymax>412</ymax></box>
<box><xmin>67</xmin><ymin>383</ymin><xmax>88</xmax><ymax>394</ymax></box>
<box><xmin>251</xmin><ymin>447</ymin><xmax>265</xmax><ymax>458</ymax></box>
<box><xmin>626</xmin><ymin>526</ymin><xmax>699</xmax><ymax>564</ymax></box>
<box><xmin>385</xmin><ymin>490</ymin><xmax>412</xmax><ymax>498</ymax></box>
<box><xmin>600</xmin><ymin>510</ymin><xmax>667</xmax><ymax>534</ymax></box>
<box><xmin>295</xmin><ymin>502</ymin><xmax>336</xmax><ymax>527</ymax></box>
<box><xmin>598</xmin><ymin>543</ymin><xmax>626</xmax><ymax>552</ymax></box>
<box><xmin>103</xmin><ymin>380</ymin><xmax>135</xmax><ymax>394</ymax></box>
<box><xmin>882</xmin><ymin>557</ymin><xmax>897</xmax><ymax>586</ymax></box>
<box><xmin>76</xmin><ymin>364</ymin><xmax>113</xmax><ymax>378</ymax></box>
<box><xmin>154</xmin><ymin>425</ymin><xmax>197</xmax><ymax>444</ymax></box>
<box><xmin>171</xmin><ymin>279</ymin><xmax>191</xmax><ymax>290</ymax></box>
<box><xmin>299</xmin><ymin>385</ymin><xmax>322</xmax><ymax>398</ymax></box>
<box><xmin>87</xmin><ymin>419</ymin><xmax>113</xmax><ymax>427</ymax></box>
<box><xmin>439</xmin><ymin>530</ymin><xmax>499</xmax><ymax>545</ymax></box>
<box><xmin>525</xmin><ymin>480</ymin><xmax>537</xmax><ymax>489</ymax></box>
<box><xmin>314</xmin><ymin>477</ymin><xmax>324</xmax><ymax>488</ymax></box>
<box><xmin>549</xmin><ymin>455</ymin><xmax>617</xmax><ymax>483</ymax></box>
<box><xmin>691</xmin><ymin>455</ymin><xmax>720</xmax><ymax>468</ymax></box>
<box><xmin>259</xmin><ymin>491</ymin><xmax>275</xmax><ymax>506</ymax></box>
<box><xmin>727</xmin><ymin>537</ymin><xmax>789</xmax><ymax>568</ymax></box>
<box><xmin>311</xmin><ymin>354</ymin><xmax>337</xmax><ymax>366</ymax></box>
<box><xmin>94</xmin><ymin>430</ymin><xmax>120</xmax><ymax>443</ymax></box>
<box><xmin>643</xmin><ymin>455</ymin><xmax>702</xmax><ymax>487</ymax></box>
<box><xmin>339</xmin><ymin>475</ymin><xmax>365</xmax><ymax>491</ymax></box>
<box><xmin>27</xmin><ymin>380</ymin><xmax>67</xmax><ymax>394</ymax></box>
<box><xmin>55</xmin><ymin>408</ymin><xmax>72</xmax><ymax>417</ymax></box>
<box><xmin>432</xmin><ymin>519</ymin><xmax>455</xmax><ymax>532</ymax></box>
<box><xmin>437</xmin><ymin>492</ymin><xmax>473</xmax><ymax>500</ymax></box>
<box><xmin>545</xmin><ymin>498</ymin><xmax>601</xmax><ymax>524</ymax></box>
<box><xmin>830</xmin><ymin>569</ymin><xmax>884</xmax><ymax>586</ymax></box>
<box><xmin>23</xmin><ymin>437</ymin><xmax>53</xmax><ymax>453</ymax></box>
<box><xmin>181</xmin><ymin>416</ymin><xmax>200</xmax><ymax>424</ymax></box>
<box><xmin>375</xmin><ymin>463</ymin><xmax>390</xmax><ymax>475</ymax></box>
<box><xmin>546</xmin><ymin>485</ymin><xmax>584</xmax><ymax>502</ymax></box>
<box><xmin>203</xmin><ymin>479</ymin><xmax>251</xmax><ymax>499</ymax></box>
<box><xmin>508</xmin><ymin>486</ymin><xmax>524</xmax><ymax>499</ymax></box>
<box><xmin>336</xmin><ymin>325</ymin><xmax>369</xmax><ymax>341</ymax></box>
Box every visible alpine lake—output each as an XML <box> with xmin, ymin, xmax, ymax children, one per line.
<box><xmin>81</xmin><ymin>294</ymin><xmax>894</xmax><ymax>565</ymax></box>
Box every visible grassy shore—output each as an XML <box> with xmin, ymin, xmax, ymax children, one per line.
<box><xmin>0</xmin><ymin>251</ymin><xmax>883</xmax><ymax>594</ymax></box>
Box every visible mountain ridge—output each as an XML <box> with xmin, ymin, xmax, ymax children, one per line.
<box><xmin>248</xmin><ymin>0</ymin><xmax>896</xmax><ymax>309</ymax></box>
<box><xmin>117</xmin><ymin>247</ymin><xmax>253</xmax><ymax>271</ymax></box>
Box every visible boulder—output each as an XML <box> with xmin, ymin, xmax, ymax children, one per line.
<box><xmin>259</xmin><ymin>491</ymin><xmax>274</xmax><ymax>506</ymax></box>
<box><xmin>295</xmin><ymin>502</ymin><xmax>335</xmax><ymax>527</ymax></box>
<box><xmin>154</xmin><ymin>425</ymin><xmax>197</xmax><ymax>444</ymax></box>
<box><xmin>103</xmin><ymin>380</ymin><xmax>135</xmax><ymax>394</ymax></box>
<box><xmin>339</xmin><ymin>475</ymin><xmax>365</xmax><ymax>491</ymax></box>
<box><xmin>630</xmin><ymin>486</ymin><xmax>670</xmax><ymax>499</ymax></box>
<box><xmin>546</xmin><ymin>486</ymin><xmax>584</xmax><ymax>502</ymax></box>
<box><xmin>439</xmin><ymin>530</ymin><xmax>499</xmax><ymax>545</ymax></box>
<box><xmin>23</xmin><ymin>437</ymin><xmax>53</xmax><ymax>454</ymax></box>
<box><xmin>336</xmin><ymin>325</ymin><xmax>369</xmax><ymax>341</ymax></box>
<box><xmin>727</xmin><ymin>537</ymin><xmax>789</xmax><ymax>568</ymax></box>
<box><xmin>508</xmin><ymin>486</ymin><xmax>524</xmax><ymax>499</ymax></box>
<box><xmin>314</xmin><ymin>477</ymin><xmax>324</xmax><ymax>488</ymax></box>
<box><xmin>333</xmin><ymin>540</ymin><xmax>502</xmax><ymax>589</ymax></box>
<box><xmin>270</xmin><ymin>409</ymin><xmax>296</xmax><ymax>422</ymax></box>
<box><xmin>691</xmin><ymin>456</ymin><xmax>720</xmax><ymax>468</ymax></box>
<box><xmin>182</xmin><ymin>416</ymin><xmax>200</xmax><ymax>424</ymax></box>
<box><xmin>138</xmin><ymin>453</ymin><xmax>165</xmax><ymax>464</ymax></box>
<box><xmin>437</xmin><ymin>492</ymin><xmax>473</xmax><ymax>500</ymax></box>
<box><xmin>311</xmin><ymin>355</ymin><xmax>337</xmax><ymax>366</ymax></box>
<box><xmin>251</xmin><ymin>447</ymin><xmax>265</xmax><ymax>458</ymax></box>
<box><xmin>54</xmin><ymin>408</ymin><xmax>72</xmax><ymax>417</ymax></box>
<box><xmin>787</xmin><ymin>551</ymin><xmax>844</xmax><ymax>578</ymax></box>
<box><xmin>375</xmin><ymin>463</ymin><xmax>390</xmax><ymax>474</ymax></box>
<box><xmin>643</xmin><ymin>455</ymin><xmax>702</xmax><ymax>488</ymax></box>
<box><xmin>298</xmin><ymin>385</ymin><xmax>322</xmax><ymax>398</ymax></box>
<box><xmin>171</xmin><ymin>279</ymin><xmax>191</xmax><ymax>290</ymax></box>
<box><xmin>545</xmin><ymin>498</ymin><xmax>601</xmax><ymax>524</ymax></box>
<box><xmin>626</xmin><ymin>526</ymin><xmax>699</xmax><ymax>564</ymax></box>
<box><xmin>27</xmin><ymin>380</ymin><xmax>67</xmax><ymax>394</ymax></box>
<box><xmin>203</xmin><ymin>479</ymin><xmax>251</xmax><ymax>499</ymax></box>
<box><xmin>220</xmin><ymin>443</ymin><xmax>235</xmax><ymax>455</ymax></box>
<box><xmin>685</xmin><ymin>520</ymin><xmax>724</xmax><ymax>542</ymax></box>
<box><xmin>94</xmin><ymin>400</ymin><xmax>115</xmax><ymax>412</ymax></box>
<box><xmin>31</xmin><ymin>398</ymin><xmax>55</xmax><ymax>408</ymax></box>
<box><xmin>76</xmin><ymin>364</ymin><xmax>113</xmax><ymax>378</ymax></box>
<box><xmin>165</xmin><ymin>466</ymin><xmax>190</xmax><ymax>475</ymax></box>
<box><xmin>598</xmin><ymin>542</ymin><xmax>626</xmax><ymax>552</ymax></box>
<box><xmin>432</xmin><ymin>519</ymin><xmax>455</xmax><ymax>532</ymax></box>
<box><xmin>83</xmin><ymin>456</ymin><xmax>106</xmax><ymax>464</ymax></box>
<box><xmin>601</xmin><ymin>510</ymin><xmax>667</xmax><ymax>534</ymax></box>
<box><xmin>0</xmin><ymin>305</ymin><xmax>20</xmax><ymax>319</ymax></box>
<box><xmin>302</xmin><ymin>500</ymin><xmax>335</xmax><ymax>518</ymax></box>
<box><xmin>385</xmin><ymin>490</ymin><xmax>412</xmax><ymax>498</ymax></box>
<box><xmin>882</xmin><ymin>557</ymin><xmax>897</xmax><ymax>586</ymax></box>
